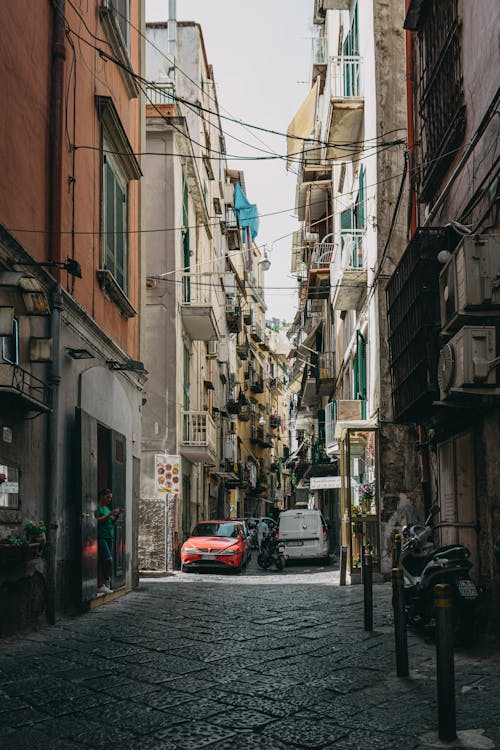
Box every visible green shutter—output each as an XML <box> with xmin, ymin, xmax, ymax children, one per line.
<box><xmin>358</xmin><ymin>165</ymin><xmax>366</xmax><ymax>229</ymax></box>
<box><xmin>354</xmin><ymin>331</ymin><xmax>367</xmax><ymax>417</ymax></box>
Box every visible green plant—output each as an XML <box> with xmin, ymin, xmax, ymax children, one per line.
<box><xmin>25</xmin><ymin>521</ymin><xmax>47</xmax><ymax>536</ymax></box>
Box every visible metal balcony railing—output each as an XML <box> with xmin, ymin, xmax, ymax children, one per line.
<box><xmin>146</xmin><ymin>81</ymin><xmax>176</xmax><ymax>106</ymax></box>
<box><xmin>181</xmin><ymin>272</ymin><xmax>213</xmax><ymax>305</ymax></box>
<box><xmin>316</xmin><ymin>351</ymin><xmax>336</xmax><ymax>381</ymax></box>
<box><xmin>330</xmin><ymin>231</ymin><xmax>366</xmax><ymax>279</ymax></box>
<box><xmin>182</xmin><ymin>411</ymin><xmax>216</xmax><ymax>454</ymax></box>
<box><xmin>330</xmin><ymin>56</ymin><xmax>363</xmax><ymax>98</ymax></box>
<box><xmin>310</xmin><ymin>242</ymin><xmax>335</xmax><ymax>270</ymax></box>
<box><xmin>325</xmin><ymin>400</ymin><xmax>337</xmax><ymax>447</ymax></box>
<box><xmin>225</xmin><ymin>205</ymin><xmax>238</xmax><ymax>229</ymax></box>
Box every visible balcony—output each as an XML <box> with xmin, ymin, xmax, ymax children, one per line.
<box><xmin>325</xmin><ymin>399</ymin><xmax>365</xmax><ymax>452</ymax></box>
<box><xmin>313</xmin><ymin>0</ymin><xmax>350</xmax><ymax>25</ymax></box>
<box><xmin>225</xmin><ymin>303</ymin><xmax>242</xmax><ymax>333</ymax></box>
<box><xmin>250</xmin><ymin>324</ymin><xmax>262</xmax><ymax>343</ymax></box>
<box><xmin>250</xmin><ymin>374</ymin><xmax>264</xmax><ymax>393</ymax></box>
<box><xmin>180</xmin><ymin>273</ymin><xmax>220</xmax><ymax>341</ymax></box>
<box><xmin>237</xmin><ymin>403</ymin><xmax>251</xmax><ymax>421</ymax></box>
<box><xmin>330</xmin><ymin>231</ymin><xmax>367</xmax><ymax>310</ymax></box>
<box><xmin>386</xmin><ymin>228</ymin><xmax>448</xmax><ymax>422</ymax></box>
<box><xmin>270</xmin><ymin>377</ymin><xmax>283</xmax><ymax>394</ymax></box>
<box><xmin>260</xmin><ymin>332</ymin><xmax>270</xmax><ymax>351</ymax></box>
<box><xmin>236</xmin><ymin>340</ymin><xmax>248</xmax><ymax>359</ymax></box>
<box><xmin>301</xmin><ymin>372</ymin><xmax>319</xmax><ymax>407</ymax></box>
<box><xmin>326</xmin><ymin>56</ymin><xmax>364</xmax><ymax>160</ymax></box>
<box><xmin>0</xmin><ymin>364</ymin><xmax>50</xmax><ymax>414</ymax></box>
<box><xmin>145</xmin><ymin>82</ymin><xmax>176</xmax><ymax>118</ymax></box>
<box><xmin>316</xmin><ymin>351</ymin><xmax>336</xmax><ymax>395</ymax></box>
<box><xmin>308</xmin><ymin>243</ymin><xmax>334</xmax><ymax>301</ymax></box>
<box><xmin>180</xmin><ymin>411</ymin><xmax>217</xmax><ymax>464</ymax></box>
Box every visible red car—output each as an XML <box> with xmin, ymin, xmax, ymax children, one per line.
<box><xmin>181</xmin><ymin>520</ymin><xmax>248</xmax><ymax>573</ymax></box>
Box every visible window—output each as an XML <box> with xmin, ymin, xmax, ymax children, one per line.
<box><xmin>0</xmin><ymin>464</ymin><xmax>19</xmax><ymax>509</ymax></box>
<box><xmin>416</xmin><ymin>0</ymin><xmax>464</xmax><ymax>198</ymax></box>
<box><xmin>99</xmin><ymin>1</ymin><xmax>138</xmax><ymax>98</ymax></box>
<box><xmin>96</xmin><ymin>96</ymin><xmax>141</xmax><ymax>316</ymax></box>
<box><xmin>103</xmin><ymin>147</ymin><xmax>128</xmax><ymax>293</ymax></box>
<box><xmin>1</xmin><ymin>318</ymin><xmax>18</xmax><ymax>365</ymax></box>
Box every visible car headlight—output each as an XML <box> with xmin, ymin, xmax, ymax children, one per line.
<box><xmin>183</xmin><ymin>547</ymin><xmax>198</xmax><ymax>554</ymax></box>
<box><xmin>217</xmin><ymin>547</ymin><xmax>239</xmax><ymax>556</ymax></box>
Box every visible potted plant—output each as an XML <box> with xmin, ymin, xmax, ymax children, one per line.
<box><xmin>25</xmin><ymin>521</ymin><xmax>47</xmax><ymax>545</ymax></box>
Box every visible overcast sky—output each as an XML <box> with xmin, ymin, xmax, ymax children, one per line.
<box><xmin>146</xmin><ymin>0</ymin><xmax>314</xmax><ymax>322</ymax></box>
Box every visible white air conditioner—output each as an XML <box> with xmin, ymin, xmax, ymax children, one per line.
<box><xmin>438</xmin><ymin>325</ymin><xmax>497</xmax><ymax>400</ymax></box>
<box><xmin>217</xmin><ymin>341</ymin><xmax>229</xmax><ymax>363</ymax></box>
<box><xmin>206</xmin><ymin>340</ymin><xmax>218</xmax><ymax>358</ymax></box>
<box><xmin>440</xmin><ymin>234</ymin><xmax>500</xmax><ymax>333</ymax></box>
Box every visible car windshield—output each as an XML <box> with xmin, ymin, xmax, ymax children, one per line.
<box><xmin>191</xmin><ymin>523</ymin><xmax>240</xmax><ymax>538</ymax></box>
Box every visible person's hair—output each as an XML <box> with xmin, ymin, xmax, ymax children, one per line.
<box><xmin>98</xmin><ymin>488</ymin><xmax>112</xmax><ymax>499</ymax></box>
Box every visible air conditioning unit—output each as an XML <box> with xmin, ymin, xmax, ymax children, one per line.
<box><xmin>437</xmin><ymin>325</ymin><xmax>497</xmax><ymax>400</ymax></box>
<box><xmin>206</xmin><ymin>340</ymin><xmax>218</xmax><ymax>358</ymax></box>
<box><xmin>440</xmin><ymin>234</ymin><xmax>500</xmax><ymax>333</ymax></box>
<box><xmin>217</xmin><ymin>340</ymin><xmax>229</xmax><ymax>363</ymax></box>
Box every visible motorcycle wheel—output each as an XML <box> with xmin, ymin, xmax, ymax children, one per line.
<box><xmin>275</xmin><ymin>555</ymin><xmax>285</xmax><ymax>571</ymax></box>
<box><xmin>257</xmin><ymin>553</ymin><xmax>270</xmax><ymax>570</ymax></box>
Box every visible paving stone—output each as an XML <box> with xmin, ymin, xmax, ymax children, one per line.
<box><xmin>154</xmin><ymin>721</ymin><xmax>236</xmax><ymax>749</ymax></box>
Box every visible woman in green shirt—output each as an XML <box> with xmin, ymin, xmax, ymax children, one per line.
<box><xmin>97</xmin><ymin>488</ymin><xmax>120</xmax><ymax>594</ymax></box>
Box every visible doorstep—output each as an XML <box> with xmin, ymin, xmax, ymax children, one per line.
<box><xmin>90</xmin><ymin>586</ymin><xmax>127</xmax><ymax>609</ymax></box>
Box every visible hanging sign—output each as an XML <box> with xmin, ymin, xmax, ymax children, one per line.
<box><xmin>155</xmin><ymin>454</ymin><xmax>182</xmax><ymax>497</ymax></box>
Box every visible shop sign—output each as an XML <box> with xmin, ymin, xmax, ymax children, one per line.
<box><xmin>155</xmin><ymin>454</ymin><xmax>182</xmax><ymax>497</ymax></box>
<box><xmin>310</xmin><ymin>476</ymin><xmax>342</xmax><ymax>490</ymax></box>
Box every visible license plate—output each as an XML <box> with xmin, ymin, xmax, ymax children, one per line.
<box><xmin>287</xmin><ymin>541</ymin><xmax>303</xmax><ymax>547</ymax></box>
<box><xmin>200</xmin><ymin>554</ymin><xmax>216</xmax><ymax>560</ymax></box>
<box><xmin>278</xmin><ymin>544</ymin><xmax>285</xmax><ymax>553</ymax></box>
<box><xmin>457</xmin><ymin>579</ymin><xmax>478</xmax><ymax>599</ymax></box>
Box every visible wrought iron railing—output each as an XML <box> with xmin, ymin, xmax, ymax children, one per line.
<box><xmin>0</xmin><ymin>364</ymin><xmax>50</xmax><ymax>410</ymax></box>
<box><xmin>310</xmin><ymin>242</ymin><xmax>335</xmax><ymax>270</ymax></box>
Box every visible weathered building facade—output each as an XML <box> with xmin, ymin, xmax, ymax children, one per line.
<box><xmin>287</xmin><ymin>0</ymin><xmax>421</xmax><ymax>579</ymax></box>
<box><xmin>387</xmin><ymin>0</ymin><xmax>500</xmax><ymax>627</ymax></box>
<box><xmin>138</xmin><ymin>18</ymin><xmax>288</xmax><ymax>572</ymax></box>
<box><xmin>0</xmin><ymin>1</ymin><xmax>145</xmax><ymax>635</ymax></box>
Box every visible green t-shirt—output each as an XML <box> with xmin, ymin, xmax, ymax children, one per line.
<box><xmin>97</xmin><ymin>505</ymin><xmax>114</xmax><ymax>540</ymax></box>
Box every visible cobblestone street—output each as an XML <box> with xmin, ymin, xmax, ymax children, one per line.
<box><xmin>1</xmin><ymin>560</ymin><xmax>499</xmax><ymax>750</ymax></box>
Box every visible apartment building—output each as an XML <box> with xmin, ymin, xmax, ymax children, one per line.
<box><xmin>0</xmin><ymin>1</ymin><xmax>145</xmax><ymax>634</ymax></box>
<box><xmin>387</xmin><ymin>0</ymin><xmax>500</xmax><ymax>626</ymax></box>
<box><xmin>139</xmin><ymin>18</ymin><xmax>287</xmax><ymax>571</ymax></box>
<box><xmin>287</xmin><ymin>0</ymin><xmax>421</xmax><ymax>580</ymax></box>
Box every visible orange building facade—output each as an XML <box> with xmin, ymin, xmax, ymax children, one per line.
<box><xmin>0</xmin><ymin>1</ymin><xmax>145</xmax><ymax>634</ymax></box>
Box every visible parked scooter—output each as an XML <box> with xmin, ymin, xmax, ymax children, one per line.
<box><xmin>398</xmin><ymin>509</ymin><xmax>478</xmax><ymax>645</ymax></box>
<box><xmin>257</xmin><ymin>533</ymin><xmax>286</xmax><ymax>571</ymax></box>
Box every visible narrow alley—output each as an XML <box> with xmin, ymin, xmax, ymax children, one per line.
<box><xmin>1</xmin><ymin>570</ymin><xmax>499</xmax><ymax>750</ymax></box>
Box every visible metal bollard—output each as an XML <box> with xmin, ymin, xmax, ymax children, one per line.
<box><xmin>434</xmin><ymin>584</ymin><xmax>457</xmax><ymax>742</ymax></box>
<box><xmin>363</xmin><ymin>552</ymin><xmax>373</xmax><ymax>631</ymax></box>
<box><xmin>339</xmin><ymin>546</ymin><xmax>347</xmax><ymax>586</ymax></box>
<box><xmin>392</xmin><ymin>568</ymin><xmax>409</xmax><ymax>677</ymax></box>
<box><xmin>394</xmin><ymin>533</ymin><xmax>402</xmax><ymax>566</ymax></box>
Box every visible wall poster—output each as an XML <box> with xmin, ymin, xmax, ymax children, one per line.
<box><xmin>155</xmin><ymin>454</ymin><xmax>182</xmax><ymax>497</ymax></box>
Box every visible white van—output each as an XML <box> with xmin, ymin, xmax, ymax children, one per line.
<box><xmin>278</xmin><ymin>509</ymin><xmax>330</xmax><ymax>561</ymax></box>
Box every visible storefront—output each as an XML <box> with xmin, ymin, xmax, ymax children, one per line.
<box><xmin>338</xmin><ymin>426</ymin><xmax>380</xmax><ymax>583</ymax></box>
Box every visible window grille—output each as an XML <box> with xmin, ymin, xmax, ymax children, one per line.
<box><xmin>416</xmin><ymin>0</ymin><xmax>465</xmax><ymax>199</ymax></box>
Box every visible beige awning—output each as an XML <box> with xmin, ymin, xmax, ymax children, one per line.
<box><xmin>287</xmin><ymin>79</ymin><xmax>319</xmax><ymax>169</ymax></box>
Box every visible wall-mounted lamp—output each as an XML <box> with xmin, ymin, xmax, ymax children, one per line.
<box><xmin>258</xmin><ymin>252</ymin><xmax>271</xmax><ymax>272</ymax></box>
<box><xmin>258</xmin><ymin>415</ymin><xmax>266</xmax><ymax>426</ymax></box>
<box><xmin>66</xmin><ymin>347</ymin><xmax>95</xmax><ymax>360</ymax></box>
<box><xmin>19</xmin><ymin>257</ymin><xmax>82</xmax><ymax>278</ymax></box>
<box><xmin>107</xmin><ymin>358</ymin><xmax>147</xmax><ymax>374</ymax></box>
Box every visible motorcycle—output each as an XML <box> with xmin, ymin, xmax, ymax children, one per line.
<box><xmin>399</xmin><ymin>509</ymin><xmax>478</xmax><ymax>645</ymax></box>
<box><xmin>257</xmin><ymin>533</ymin><xmax>286</xmax><ymax>571</ymax></box>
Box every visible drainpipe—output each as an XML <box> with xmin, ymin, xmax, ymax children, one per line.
<box><xmin>46</xmin><ymin>0</ymin><xmax>66</xmax><ymax>624</ymax></box>
<box><xmin>405</xmin><ymin>0</ymin><xmax>417</xmax><ymax>238</ymax></box>
<box><xmin>168</xmin><ymin>0</ymin><xmax>177</xmax><ymax>71</ymax></box>
<box><xmin>49</xmin><ymin>0</ymin><xmax>66</xmax><ymax>266</ymax></box>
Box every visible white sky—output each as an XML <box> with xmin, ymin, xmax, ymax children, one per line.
<box><xmin>146</xmin><ymin>0</ymin><xmax>314</xmax><ymax>323</ymax></box>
